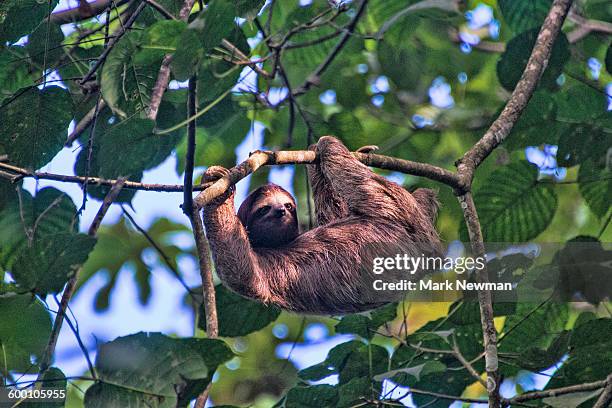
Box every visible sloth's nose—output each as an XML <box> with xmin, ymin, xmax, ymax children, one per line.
<box><xmin>273</xmin><ymin>206</ymin><xmax>286</xmax><ymax>218</ymax></box>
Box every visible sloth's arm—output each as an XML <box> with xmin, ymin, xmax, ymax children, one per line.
<box><xmin>201</xmin><ymin>168</ymin><xmax>268</xmax><ymax>300</ymax></box>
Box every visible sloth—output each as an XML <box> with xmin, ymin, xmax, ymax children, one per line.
<box><xmin>201</xmin><ymin>136</ymin><xmax>442</xmax><ymax>314</ymax></box>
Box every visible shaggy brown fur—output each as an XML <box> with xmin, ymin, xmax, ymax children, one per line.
<box><xmin>202</xmin><ymin>136</ymin><xmax>442</xmax><ymax>314</ymax></box>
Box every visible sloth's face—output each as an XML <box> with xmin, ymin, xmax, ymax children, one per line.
<box><xmin>246</xmin><ymin>189</ymin><xmax>299</xmax><ymax>248</ymax></box>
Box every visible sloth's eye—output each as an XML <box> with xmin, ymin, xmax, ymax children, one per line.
<box><xmin>257</xmin><ymin>205</ymin><xmax>271</xmax><ymax>216</ymax></box>
<box><xmin>284</xmin><ymin>203</ymin><xmax>293</xmax><ymax>211</ymax></box>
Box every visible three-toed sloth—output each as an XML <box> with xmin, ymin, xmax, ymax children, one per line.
<box><xmin>202</xmin><ymin>136</ymin><xmax>442</xmax><ymax>314</ymax></box>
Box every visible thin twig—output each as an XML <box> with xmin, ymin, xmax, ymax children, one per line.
<box><xmin>506</xmin><ymin>375</ymin><xmax>610</xmax><ymax>404</ymax></box>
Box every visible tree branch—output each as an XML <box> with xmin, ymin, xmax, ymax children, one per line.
<box><xmin>451</xmin><ymin>1</ymin><xmax>574</xmax><ymax>405</ymax></box>
<box><xmin>0</xmin><ymin>151</ymin><xmax>456</xmax><ymax>194</ymax></box>
<box><xmin>505</xmin><ymin>375</ymin><xmax>610</xmax><ymax>405</ymax></box>
<box><xmin>456</xmin><ymin>0</ymin><xmax>574</xmax><ymax>190</ymax></box>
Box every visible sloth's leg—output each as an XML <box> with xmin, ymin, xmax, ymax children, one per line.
<box><xmin>315</xmin><ymin>136</ymin><xmax>412</xmax><ymax>220</ymax></box>
<box><xmin>306</xmin><ymin>144</ymin><xmax>350</xmax><ymax>226</ymax></box>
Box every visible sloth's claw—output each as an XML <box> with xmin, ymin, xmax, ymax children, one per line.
<box><xmin>202</xmin><ymin>165</ymin><xmax>230</xmax><ymax>183</ymax></box>
<box><xmin>356</xmin><ymin>145</ymin><xmax>379</xmax><ymax>154</ymax></box>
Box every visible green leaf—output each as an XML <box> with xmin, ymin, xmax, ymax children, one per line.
<box><xmin>0</xmin><ymin>285</ymin><xmax>52</xmax><ymax>372</ymax></box>
<box><xmin>234</xmin><ymin>0</ymin><xmax>266</xmax><ymax>20</ymax></box>
<box><xmin>498</xmin><ymin>0</ymin><xmax>552</xmax><ymax>33</ymax></box>
<box><xmin>462</xmin><ymin>161</ymin><xmax>558</xmax><ymax>242</ymax></box>
<box><xmin>170</xmin><ymin>28</ymin><xmax>204</xmax><ymax>81</ymax></box>
<box><xmin>11</xmin><ymin>233</ymin><xmax>96</xmax><ymax>295</ymax></box>
<box><xmin>373</xmin><ymin>361</ymin><xmax>446</xmax><ymax>384</ymax></box>
<box><xmin>327</xmin><ymin>112</ymin><xmax>367</xmax><ymax>151</ymax></box>
<box><xmin>497</xmin><ymin>29</ymin><xmax>569</xmax><ymax>92</ymax></box>
<box><xmin>25</xmin><ymin>22</ymin><xmax>65</xmax><ymax>65</ymax></box>
<box><xmin>0</xmin><ymin>86</ymin><xmax>73</xmax><ymax>169</ymax></box>
<box><xmin>504</xmin><ymin>91</ymin><xmax>561</xmax><ymax>150</ymax></box>
<box><xmin>136</xmin><ymin>20</ymin><xmax>187</xmax><ymax>66</ymax></box>
<box><xmin>336</xmin><ymin>377</ymin><xmax>373</xmax><ymax>408</ymax></box>
<box><xmin>335</xmin><ymin>303</ymin><xmax>397</xmax><ymax>340</ymax></box>
<box><xmin>192</xmin><ymin>0</ymin><xmax>235</xmax><ymax>53</ymax></box>
<box><xmin>556</xmin><ymin>124</ymin><xmax>611</xmax><ymax>167</ymax></box>
<box><xmin>0</xmin><ymin>0</ymin><xmax>59</xmax><ymax>43</ymax></box>
<box><xmin>499</xmin><ymin>303</ymin><xmax>568</xmax><ymax>358</ymax></box>
<box><xmin>579</xmin><ymin>158</ymin><xmax>612</xmax><ymax>219</ymax></box>
<box><xmin>284</xmin><ymin>384</ymin><xmax>338</xmax><ymax>408</ymax></box>
<box><xmin>547</xmin><ymin>318</ymin><xmax>612</xmax><ymax>388</ymax></box>
<box><xmin>97</xmin><ymin>118</ymin><xmax>157</xmax><ymax>178</ymax></box>
<box><xmin>22</xmin><ymin>367</ymin><xmax>67</xmax><ymax>408</ymax></box>
<box><xmin>556</xmin><ymin>84</ymin><xmax>608</xmax><ymax>123</ymax></box>
<box><xmin>100</xmin><ymin>31</ymin><xmax>161</xmax><ymax>117</ymax></box>
<box><xmin>201</xmin><ymin>285</ymin><xmax>281</xmax><ymax>337</ymax></box>
<box><xmin>543</xmin><ymin>390</ymin><xmax>603</xmax><ymax>408</ymax></box>
<box><xmin>84</xmin><ymin>333</ymin><xmax>233</xmax><ymax>408</ymax></box>
<box><xmin>0</xmin><ymin>47</ymin><xmax>32</xmax><ymax>102</ymax></box>
<box><xmin>0</xmin><ymin>187</ymin><xmax>78</xmax><ymax>270</ymax></box>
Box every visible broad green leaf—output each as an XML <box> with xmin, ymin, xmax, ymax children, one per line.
<box><xmin>336</xmin><ymin>377</ymin><xmax>373</xmax><ymax>408</ymax></box>
<box><xmin>170</xmin><ymin>28</ymin><xmax>203</xmax><ymax>81</ymax></box>
<box><xmin>25</xmin><ymin>22</ymin><xmax>65</xmax><ymax>65</ymax></box>
<box><xmin>546</xmin><ymin>318</ymin><xmax>612</xmax><ymax>388</ymax></box>
<box><xmin>84</xmin><ymin>333</ymin><xmax>233</xmax><ymax>408</ymax></box>
<box><xmin>373</xmin><ymin>361</ymin><xmax>446</xmax><ymax>384</ymax></box>
<box><xmin>201</xmin><ymin>285</ymin><xmax>281</xmax><ymax>337</ymax></box>
<box><xmin>135</xmin><ymin>20</ymin><xmax>187</xmax><ymax>66</ymax></box>
<box><xmin>607</xmin><ymin>43</ymin><xmax>612</xmax><ymax>74</ymax></box>
<box><xmin>192</xmin><ymin>0</ymin><xmax>235</xmax><ymax>53</ymax></box>
<box><xmin>556</xmin><ymin>84</ymin><xmax>608</xmax><ymax>123</ymax></box>
<box><xmin>11</xmin><ymin>232</ymin><xmax>96</xmax><ymax>295</ymax></box>
<box><xmin>373</xmin><ymin>0</ymin><xmax>461</xmax><ymax>37</ymax></box>
<box><xmin>284</xmin><ymin>384</ymin><xmax>337</xmax><ymax>408</ymax></box>
<box><xmin>556</xmin><ymin>125</ymin><xmax>611</xmax><ymax>167</ymax></box>
<box><xmin>234</xmin><ymin>0</ymin><xmax>266</xmax><ymax>20</ymax></box>
<box><xmin>0</xmin><ymin>47</ymin><xmax>31</xmax><ymax>102</ymax></box>
<box><xmin>543</xmin><ymin>390</ymin><xmax>602</xmax><ymax>408</ymax></box>
<box><xmin>22</xmin><ymin>367</ymin><xmax>67</xmax><ymax>408</ymax></box>
<box><xmin>497</xmin><ymin>30</ymin><xmax>569</xmax><ymax>92</ymax></box>
<box><xmin>0</xmin><ymin>187</ymin><xmax>77</xmax><ymax>270</ymax></box>
<box><xmin>462</xmin><ymin>161</ymin><xmax>558</xmax><ymax>242</ymax></box>
<box><xmin>327</xmin><ymin>112</ymin><xmax>367</xmax><ymax>151</ymax></box>
<box><xmin>504</xmin><ymin>91</ymin><xmax>561</xmax><ymax>150</ymax></box>
<box><xmin>579</xmin><ymin>158</ymin><xmax>612</xmax><ymax>219</ymax></box>
<box><xmin>0</xmin><ymin>0</ymin><xmax>59</xmax><ymax>43</ymax></box>
<box><xmin>100</xmin><ymin>31</ymin><xmax>161</xmax><ymax>117</ymax></box>
<box><xmin>498</xmin><ymin>0</ymin><xmax>552</xmax><ymax>33</ymax></box>
<box><xmin>499</xmin><ymin>303</ymin><xmax>568</xmax><ymax>362</ymax></box>
<box><xmin>0</xmin><ymin>86</ymin><xmax>73</xmax><ymax>169</ymax></box>
<box><xmin>0</xmin><ymin>285</ymin><xmax>52</xmax><ymax>372</ymax></box>
<box><xmin>97</xmin><ymin>118</ymin><xmax>156</xmax><ymax>178</ymax></box>
<box><xmin>334</xmin><ymin>303</ymin><xmax>397</xmax><ymax>340</ymax></box>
